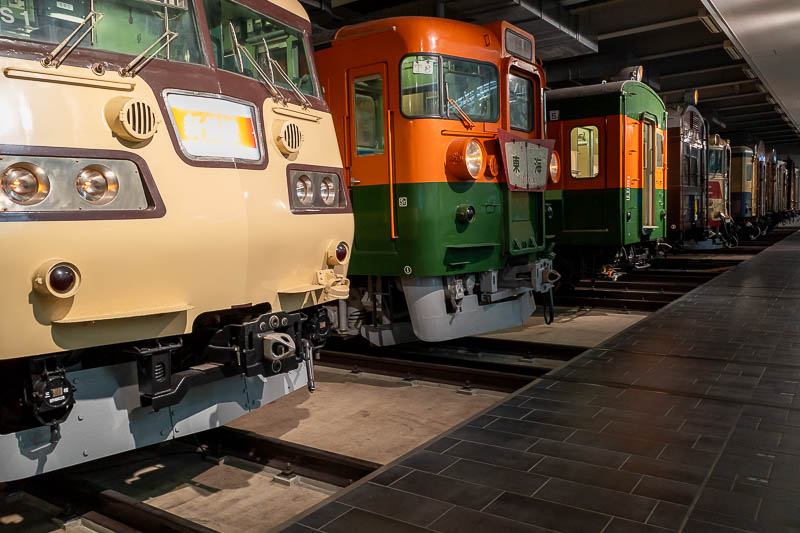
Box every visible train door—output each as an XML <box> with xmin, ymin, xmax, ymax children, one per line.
<box><xmin>346</xmin><ymin>63</ymin><xmax>394</xmax><ymax>250</ymax></box>
<box><xmin>642</xmin><ymin>118</ymin><xmax>657</xmax><ymax>230</ymax></box>
<box><xmin>564</xmin><ymin>118</ymin><xmax>604</xmax><ymax>231</ymax></box>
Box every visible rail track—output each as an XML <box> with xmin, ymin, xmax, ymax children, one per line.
<box><xmin>556</xmin><ymin>226</ymin><xmax>796</xmax><ymax>312</ymax></box>
<box><xmin>318</xmin><ymin>337</ymin><xmax>584</xmax><ymax>393</ymax></box>
<box><xmin>7</xmin><ymin>427</ymin><xmax>382</xmax><ymax>533</ymax></box>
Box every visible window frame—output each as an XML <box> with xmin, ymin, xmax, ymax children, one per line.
<box><xmin>569</xmin><ymin>124</ymin><xmax>601</xmax><ymax>179</ymax></box>
<box><xmin>398</xmin><ymin>52</ymin><xmax>500</xmax><ymax>123</ymax></box>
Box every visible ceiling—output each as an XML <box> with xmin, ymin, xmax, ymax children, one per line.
<box><xmin>301</xmin><ymin>0</ymin><xmax>800</xmax><ymax>151</ymax></box>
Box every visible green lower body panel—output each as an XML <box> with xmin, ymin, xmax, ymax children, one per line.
<box><xmin>545</xmin><ymin>187</ymin><xmax>666</xmax><ymax>247</ymax></box>
<box><xmin>348</xmin><ymin>182</ymin><xmax>546</xmax><ymax>277</ymax></box>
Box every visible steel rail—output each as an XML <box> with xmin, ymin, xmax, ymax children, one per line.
<box><xmin>187</xmin><ymin>427</ymin><xmax>380</xmax><ymax>488</ymax></box>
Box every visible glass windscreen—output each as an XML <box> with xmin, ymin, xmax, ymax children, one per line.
<box><xmin>443</xmin><ymin>57</ymin><xmax>498</xmax><ymax>123</ymax></box>
<box><xmin>400</xmin><ymin>54</ymin><xmax>498</xmax><ymax>123</ymax></box>
<box><xmin>400</xmin><ymin>55</ymin><xmax>440</xmax><ymax>117</ymax></box>
<box><xmin>0</xmin><ymin>0</ymin><xmax>202</xmax><ymax>63</ymax></box>
<box><xmin>745</xmin><ymin>161</ymin><xmax>753</xmax><ymax>182</ymax></box>
<box><xmin>708</xmin><ymin>148</ymin><xmax>723</xmax><ymax>174</ymax></box>
<box><xmin>508</xmin><ymin>73</ymin><xmax>532</xmax><ymax>131</ymax></box>
<box><xmin>205</xmin><ymin>0</ymin><xmax>316</xmax><ymax>96</ymax></box>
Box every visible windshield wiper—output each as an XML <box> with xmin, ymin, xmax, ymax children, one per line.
<box><xmin>41</xmin><ymin>10</ymin><xmax>104</xmax><ymax>69</ymax></box>
<box><xmin>120</xmin><ymin>29</ymin><xmax>179</xmax><ymax>77</ymax></box>
<box><xmin>227</xmin><ymin>22</ymin><xmax>285</xmax><ymax>104</ymax></box>
<box><xmin>444</xmin><ymin>82</ymin><xmax>475</xmax><ymax>129</ymax></box>
<box><xmin>261</xmin><ymin>37</ymin><xmax>312</xmax><ymax>109</ymax></box>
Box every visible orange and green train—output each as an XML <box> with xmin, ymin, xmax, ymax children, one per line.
<box><xmin>545</xmin><ymin>80</ymin><xmax>668</xmax><ymax>276</ymax></box>
<box><xmin>316</xmin><ymin>16</ymin><xmax>560</xmax><ymax>345</ymax></box>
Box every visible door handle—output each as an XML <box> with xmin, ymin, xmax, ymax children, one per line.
<box><xmin>350</xmin><ymin>176</ymin><xmax>361</xmax><ymax>186</ymax></box>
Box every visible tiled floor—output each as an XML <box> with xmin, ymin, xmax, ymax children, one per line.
<box><xmin>277</xmin><ymin>229</ymin><xmax>800</xmax><ymax>533</ymax></box>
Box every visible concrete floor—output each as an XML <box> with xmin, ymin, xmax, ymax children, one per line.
<box><xmin>229</xmin><ymin>368</ymin><xmax>503</xmax><ymax>464</ymax></box>
<box><xmin>480</xmin><ymin>305</ymin><xmax>649</xmax><ymax>348</ymax></box>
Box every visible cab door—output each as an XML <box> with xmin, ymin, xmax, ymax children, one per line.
<box><xmin>642</xmin><ymin>117</ymin><xmax>658</xmax><ymax>230</ymax></box>
<box><xmin>346</xmin><ymin>63</ymin><xmax>396</xmax><ymax>251</ymax></box>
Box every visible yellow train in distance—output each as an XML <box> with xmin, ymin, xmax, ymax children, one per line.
<box><xmin>0</xmin><ymin>0</ymin><xmax>352</xmax><ymax>480</ymax></box>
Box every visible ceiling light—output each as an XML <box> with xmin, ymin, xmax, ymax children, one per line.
<box><xmin>743</xmin><ymin>68</ymin><xmax>756</xmax><ymax>79</ymax></box>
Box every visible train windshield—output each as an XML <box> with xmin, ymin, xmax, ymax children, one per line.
<box><xmin>205</xmin><ymin>0</ymin><xmax>317</xmax><ymax>96</ymax></box>
<box><xmin>708</xmin><ymin>148</ymin><xmax>723</xmax><ymax>174</ymax></box>
<box><xmin>0</xmin><ymin>0</ymin><xmax>203</xmax><ymax>64</ymax></box>
<box><xmin>400</xmin><ymin>54</ymin><xmax>498</xmax><ymax>122</ymax></box>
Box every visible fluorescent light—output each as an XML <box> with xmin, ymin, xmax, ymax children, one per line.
<box><xmin>743</xmin><ymin>68</ymin><xmax>756</xmax><ymax>79</ymax></box>
<box><xmin>699</xmin><ymin>8</ymin><xmax>721</xmax><ymax>33</ymax></box>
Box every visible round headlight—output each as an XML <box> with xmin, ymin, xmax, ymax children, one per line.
<box><xmin>1</xmin><ymin>163</ymin><xmax>49</xmax><ymax>205</ymax></box>
<box><xmin>465</xmin><ymin>140</ymin><xmax>484</xmax><ymax>178</ymax></box>
<box><xmin>549</xmin><ymin>152</ymin><xmax>561</xmax><ymax>183</ymax></box>
<box><xmin>296</xmin><ymin>175</ymin><xmax>313</xmax><ymax>205</ymax></box>
<box><xmin>320</xmin><ymin>176</ymin><xmax>336</xmax><ymax>205</ymax></box>
<box><xmin>76</xmin><ymin>165</ymin><xmax>118</xmax><ymax>205</ymax></box>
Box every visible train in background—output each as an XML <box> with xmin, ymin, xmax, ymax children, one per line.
<box><xmin>0</xmin><ymin>0</ymin><xmax>352</xmax><ymax>481</ymax></box>
<box><xmin>545</xmin><ymin>72</ymin><xmax>669</xmax><ymax>279</ymax></box>
<box><xmin>731</xmin><ymin>141</ymin><xmax>799</xmax><ymax>238</ymax></box>
<box><xmin>706</xmin><ymin>134</ymin><xmax>737</xmax><ymax>247</ymax></box>
<box><xmin>317</xmin><ymin>16</ymin><xmax>561</xmax><ymax>345</ymax></box>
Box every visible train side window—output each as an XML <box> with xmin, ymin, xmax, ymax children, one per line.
<box><xmin>354</xmin><ymin>74</ymin><xmax>384</xmax><ymax>156</ymax></box>
<box><xmin>570</xmin><ymin>125</ymin><xmax>599</xmax><ymax>178</ymax></box>
<box><xmin>656</xmin><ymin>132</ymin><xmax>664</xmax><ymax>168</ymax></box>
<box><xmin>745</xmin><ymin>161</ymin><xmax>753</xmax><ymax>182</ymax></box>
<box><xmin>509</xmin><ymin>73</ymin><xmax>533</xmax><ymax>131</ymax></box>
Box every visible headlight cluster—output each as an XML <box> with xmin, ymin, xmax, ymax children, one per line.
<box><xmin>0</xmin><ymin>156</ymin><xmax>148</xmax><ymax>213</ymax></box>
<box><xmin>289</xmin><ymin>169</ymin><xmax>346</xmax><ymax>211</ymax></box>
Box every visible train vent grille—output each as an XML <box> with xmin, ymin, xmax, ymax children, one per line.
<box><xmin>121</xmin><ymin>99</ymin><xmax>158</xmax><ymax>142</ymax></box>
<box><xmin>276</xmin><ymin>121</ymin><xmax>304</xmax><ymax>155</ymax></box>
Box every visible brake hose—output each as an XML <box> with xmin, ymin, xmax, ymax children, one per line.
<box><xmin>543</xmin><ymin>287</ymin><xmax>555</xmax><ymax>325</ymax></box>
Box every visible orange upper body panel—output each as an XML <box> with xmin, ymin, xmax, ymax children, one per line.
<box><xmin>316</xmin><ymin>17</ymin><xmax>546</xmax><ymax>187</ymax></box>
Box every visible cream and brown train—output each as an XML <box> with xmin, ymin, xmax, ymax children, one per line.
<box><xmin>0</xmin><ymin>0</ymin><xmax>352</xmax><ymax>480</ymax></box>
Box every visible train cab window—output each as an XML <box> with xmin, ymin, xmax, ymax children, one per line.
<box><xmin>708</xmin><ymin>149</ymin><xmax>723</xmax><ymax>175</ymax></box>
<box><xmin>443</xmin><ymin>58</ymin><xmax>498</xmax><ymax>123</ymax></box>
<box><xmin>354</xmin><ymin>75</ymin><xmax>384</xmax><ymax>156</ymax></box>
<box><xmin>570</xmin><ymin>126</ymin><xmax>600</xmax><ymax>178</ymax></box>
<box><xmin>509</xmin><ymin>73</ymin><xmax>533</xmax><ymax>131</ymax></box>
<box><xmin>656</xmin><ymin>132</ymin><xmax>664</xmax><ymax>168</ymax></box>
<box><xmin>400</xmin><ymin>55</ymin><xmax>440</xmax><ymax>117</ymax></box>
<box><xmin>205</xmin><ymin>0</ymin><xmax>317</xmax><ymax>96</ymax></box>
<box><xmin>0</xmin><ymin>0</ymin><xmax>203</xmax><ymax>64</ymax></box>
<box><xmin>745</xmin><ymin>160</ymin><xmax>754</xmax><ymax>182</ymax></box>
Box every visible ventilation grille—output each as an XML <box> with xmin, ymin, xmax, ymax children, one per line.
<box><xmin>276</xmin><ymin>121</ymin><xmax>303</xmax><ymax>155</ymax></box>
<box><xmin>691</xmin><ymin>113</ymin><xmax>703</xmax><ymax>135</ymax></box>
<box><xmin>119</xmin><ymin>99</ymin><xmax>157</xmax><ymax>142</ymax></box>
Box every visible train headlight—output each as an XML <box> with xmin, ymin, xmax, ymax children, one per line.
<box><xmin>549</xmin><ymin>152</ymin><xmax>561</xmax><ymax>183</ymax></box>
<box><xmin>446</xmin><ymin>138</ymin><xmax>485</xmax><ymax>180</ymax></box>
<box><xmin>1</xmin><ymin>163</ymin><xmax>50</xmax><ymax>205</ymax></box>
<box><xmin>76</xmin><ymin>165</ymin><xmax>119</xmax><ymax>205</ymax></box>
<box><xmin>320</xmin><ymin>176</ymin><xmax>336</xmax><ymax>205</ymax></box>
<box><xmin>465</xmin><ymin>140</ymin><xmax>484</xmax><ymax>178</ymax></box>
<box><xmin>296</xmin><ymin>175</ymin><xmax>313</xmax><ymax>205</ymax></box>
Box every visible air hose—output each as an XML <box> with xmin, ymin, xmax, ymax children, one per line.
<box><xmin>543</xmin><ymin>287</ymin><xmax>555</xmax><ymax>325</ymax></box>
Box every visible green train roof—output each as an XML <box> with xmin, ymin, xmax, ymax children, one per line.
<box><xmin>546</xmin><ymin>80</ymin><xmax>666</xmax><ymax>128</ymax></box>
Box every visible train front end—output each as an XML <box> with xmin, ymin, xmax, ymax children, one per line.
<box><xmin>317</xmin><ymin>17</ymin><xmax>559</xmax><ymax>345</ymax></box>
<box><xmin>0</xmin><ymin>0</ymin><xmax>352</xmax><ymax>480</ymax></box>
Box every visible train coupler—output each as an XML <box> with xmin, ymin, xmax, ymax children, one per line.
<box><xmin>24</xmin><ymin>356</ymin><xmax>76</xmax><ymax>443</ymax></box>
